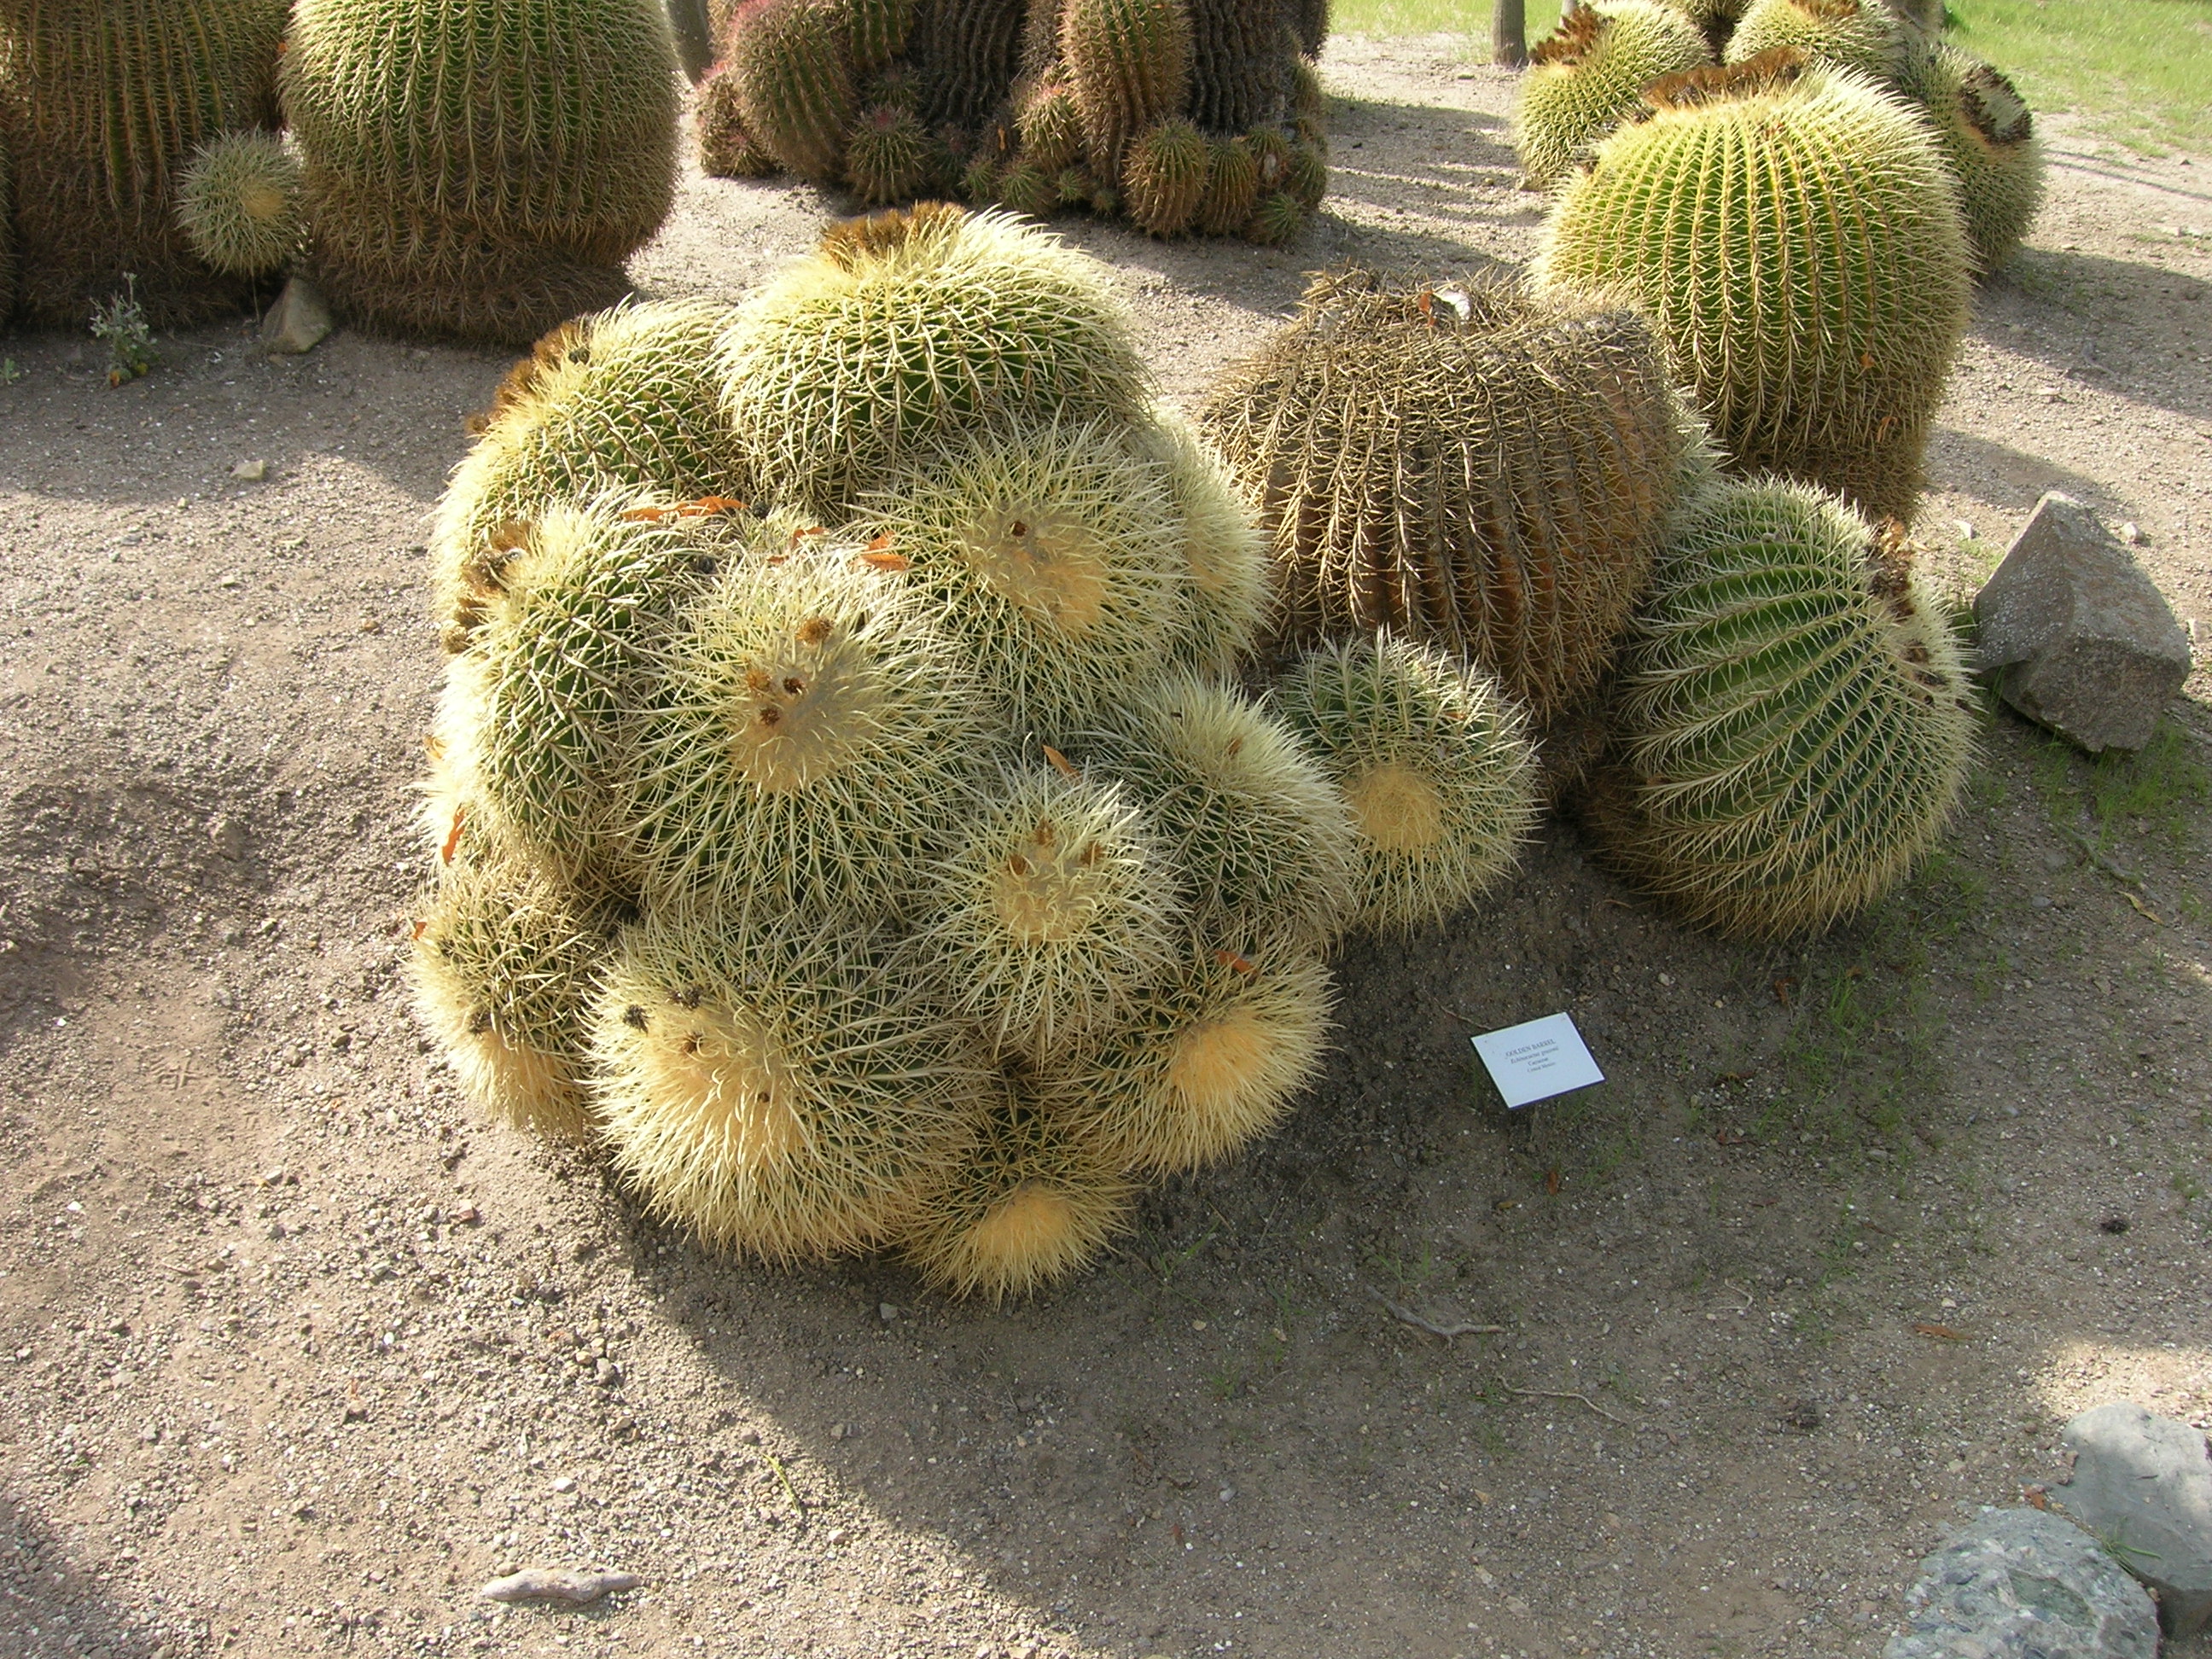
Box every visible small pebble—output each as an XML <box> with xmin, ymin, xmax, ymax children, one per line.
<box><xmin>479</xmin><ymin>1568</ymin><xmax>640</xmax><ymax>1606</ymax></box>
<box><xmin>230</xmin><ymin>458</ymin><xmax>268</xmax><ymax>481</ymax></box>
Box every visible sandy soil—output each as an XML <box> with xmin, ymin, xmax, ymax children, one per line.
<box><xmin>2</xmin><ymin>38</ymin><xmax>2209</xmax><ymax>1659</ymax></box>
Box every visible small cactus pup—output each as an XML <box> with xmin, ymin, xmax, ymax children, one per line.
<box><xmin>1123</xmin><ymin>119</ymin><xmax>1210</xmax><ymax>236</ymax></box>
<box><xmin>995</xmin><ymin>158</ymin><xmax>1060</xmax><ymax>218</ymax></box>
<box><xmin>1534</xmin><ymin>53</ymin><xmax>1969</xmax><ymax>523</ymax></box>
<box><xmin>410</xmin><ymin>824</ymin><xmax>612</xmax><ymax>1141</ymax></box>
<box><xmin>626</xmin><ymin>540</ymin><xmax>991</xmax><ymax>920</ymax></box>
<box><xmin>1129</xmin><ymin>405</ymin><xmax>1272</xmax><ymax>674</ymax></box>
<box><xmin>697</xmin><ymin>64</ymin><xmax>784</xmax><ymax>178</ymax></box>
<box><xmin>1062</xmin><ymin>0</ymin><xmax>1191</xmax><ymax>180</ymax></box>
<box><xmin>1016</xmin><ymin>74</ymin><xmax>1086</xmax><ymax>174</ymax></box>
<box><xmin>1917</xmin><ymin>44</ymin><xmax>2041</xmax><ymax>274</ymax></box>
<box><xmin>845</xmin><ymin>104</ymin><xmax>937</xmax><ymax>203</ymax></box>
<box><xmin>1047</xmin><ymin>933</ymin><xmax>1334</xmax><ymax>1174</ymax></box>
<box><xmin>853</xmin><ymin>417</ymin><xmax>1190</xmax><ymax>735</ymax></box>
<box><xmin>281</xmin><ymin>0</ymin><xmax>681</xmax><ymax>346</ymax></box>
<box><xmin>1080</xmin><ymin>672</ymin><xmax>1359</xmax><ymax>949</ymax></box>
<box><xmin>0</xmin><ymin>0</ymin><xmax>289</xmax><ymax>327</ymax></box>
<box><xmin>1200</xmin><ymin>267</ymin><xmax>1691</xmax><ymax>720</ymax></box>
<box><xmin>912</xmin><ymin>760</ymin><xmax>1186</xmax><ymax>1061</ymax></box>
<box><xmin>1193</xmin><ymin>135</ymin><xmax>1260</xmax><ymax>236</ymax></box>
<box><xmin>1590</xmin><ymin>479</ymin><xmax>1977</xmax><ymax>938</ymax></box>
<box><xmin>725</xmin><ymin>0</ymin><xmax>858</xmax><ymax>181</ymax></box>
<box><xmin>176</xmin><ymin>130</ymin><xmax>302</xmax><ymax>278</ymax></box>
<box><xmin>1510</xmin><ymin>0</ymin><xmax>1710</xmax><ymax>190</ymax></box>
<box><xmin>899</xmin><ymin>1084</ymin><xmax>1134</xmax><ymax>1301</ymax></box>
<box><xmin>589</xmin><ymin>904</ymin><xmax>989</xmax><ymax>1261</ymax></box>
<box><xmin>1275</xmin><ymin>635</ymin><xmax>1540</xmax><ymax>935</ymax></box>
<box><xmin>1725</xmin><ymin>0</ymin><xmax>1919</xmax><ymax>91</ymax></box>
<box><xmin>1243</xmin><ymin>188</ymin><xmax>1304</xmax><ymax>246</ymax></box>
<box><xmin>463</xmin><ymin>499</ymin><xmax>719</xmax><ymax>898</ymax></box>
<box><xmin>430</xmin><ymin>300</ymin><xmax>748</xmax><ymax>654</ymax></box>
<box><xmin>719</xmin><ymin>204</ymin><xmax>1150</xmax><ymax>514</ymax></box>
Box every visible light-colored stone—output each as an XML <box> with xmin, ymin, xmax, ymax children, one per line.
<box><xmin>1884</xmin><ymin>1506</ymin><xmax>2159</xmax><ymax>1659</ymax></box>
<box><xmin>2061</xmin><ymin>1401</ymin><xmax>2212</xmax><ymax>1636</ymax></box>
<box><xmin>259</xmin><ymin>275</ymin><xmax>333</xmax><ymax>357</ymax></box>
<box><xmin>230</xmin><ymin>458</ymin><xmax>268</xmax><ymax>481</ymax></box>
<box><xmin>1972</xmin><ymin>491</ymin><xmax>2192</xmax><ymax>753</ymax></box>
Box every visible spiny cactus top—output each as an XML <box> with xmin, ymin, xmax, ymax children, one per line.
<box><xmin>1917</xmin><ymin>43</ymin><xmax>2041</xmax><ymax>274</ymax></box>
<box><xmin>1511</xmin><ymin>0</ymin><xmax>1710</xmax><ymax>189</ymax></box>
<box><xmin>1594</xmin><ymin>479</ymin><xmax>1976</xmax><ymax>938</ymax></box>
<box><xmin>1534</xmin><ymin>53</ymin><xmax>1970</xmax><ymax>522</ymax></box>
<box><xmin>1724</xmin><ymin>0</ymin><xmax>1920</xmax><ymax>91</ymax></box>
<box><xmin>1201</xmin><ymin>266</ymin><xmax>1694</xmax><ymax>719</ymax></box>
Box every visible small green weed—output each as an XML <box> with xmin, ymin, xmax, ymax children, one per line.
<box><xmin>90</xmin><ymin>276</ymin><xmax>156</xmax><ymax>387</ymax></box>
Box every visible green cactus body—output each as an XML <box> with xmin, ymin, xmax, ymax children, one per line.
<box><xmin>430</xmin><ymin>300</ymin><xmax>748</xmax><ymax>655</ymax></box>
<box><xmin>1124</xmin><ymin>118</ymin><xmax>1208</xmax><ymax>236</ymax></box>
<box><xmin>1185</xmin><ymin>0</ymin><xmax>1294</xmax><ymax>133</ymax></box>
<box><xmin>1017</xmin><ymin>75</ymin><xmax>1086</xmax><ymax>173</ymax></box>
<box><xmin>1291</xmin><ymin>53</ymin><xmax>1326</xmax><ymax>123</ymax></box>
<box><xmin>1055</xmin><ymin>165</ymin><xmax>1097</xmax><ymax>204</ymax></box>
<box><xmin>898</xmin><ymin>1085</ymin><xmax>1133</xmax><ymax>1301</ymax></box>
<box><xmin>175</xmin><ymin>130</ymin><xmax>301</xmax><ymax>277</ymax></box>
<box><xmin>1591</xmin><ymin>479</ymin><xmax>1976</xmax><ymax>937</ymax></box>
<box><xmin>0</xmin><ymin>131</ymin><xmax>13</xmax><ymax>318</ymax></box>
<box><xmin>846</xmin><ymin>0</ymin><xmax>915</xmax><ymax>70</ymax></box>
<box><xmin>1079</xmin><ymin>673</ymin><xmax>1358</xmax><ymax>949</ymax></box>
<box><xmin>1244</xmin><ymin>124</ymin><xmax>1292</xmax><ymax>191</ymax></box>
<box><xmin>1243</xmin><ymin>189</ymin><xmax>1303</xmax><ymax>244</ymax></box>
<box><xmin>1534</xmin><ymin>57</ymin><xmax>1968</xmax><ymax>523</ymax></box>
<box><xmin>1284</xmin><ymin>134</ymin><xmax>1327</xmax><ymax>207</ymax></box>
<box><xmin>913</xmin><ymin>762</ymin><xmax>1185</xmax><ymax>1060</ymax></box>
<box><xmin>1274</xmin><ymin>636</ymin><xmax>1538</xmax><ymax>934</ymax></box>
<box><xmin>1510</xmin><ymin>0</ymin><xmax>1710</xmax><ymax>190</ymax></box>
<box><xmin>1061</xmin><ymin>0</ymin><xmax>1190</xmax><ymax>179</ymax></box>
<box><xmin>995</xmin><ymin>157</ymin><xmax>1059</xmax><ymax>216</ymax></box>
<box><xmin>1660</xmin><ymin>0</ymin><xmax>1746</xmax><ymax>55</ymax></box>
<box><xmin>959</xmin><ymin>153</ymin><xmax>1001</xmax><ymax>201</ymax></box>
<box><xmin>590</xmin><ymin>904</ymin><xmax>989</xmax><ymax>1260</ymax></box>
<box><xmin>1725</xmin><ymin>0</ymin><xmax>1915</xmax><ymax>90</ymax></box>
<box><xmin>0</xmin><ymin>0</ymin><xmax>288</xmax><ymax>326</ymax></box>
<box><xmin>864</xmin><ymin>60</ymin><xmax>926</xmax><ymax>113</ymax></box>
<box><xmin>627</xmin><ymin>543</ymin><xmax>992</xmax><ymax>918</ymax></box>
<box><xmin>282</xmin><ymin>0</ymin><xmax>680</xmax><ymax>345</ymax></box>
<box><xmin>854</xmin><ymin>418</ymin><xmax>1191</xmax><ymax>735</ymax></box>
<box><xmin>410</xmin><ymin>826</ymin><xmax>610</xmax><ymax>1141</ymax></box>
<box><xmin>846</xmin><ymin>104</ymin><xmax>936</xmax><ymax>202</ymax></box>
<box><xmin>1045</xmin><ymin>932</ymin><xmax>1333</xmax><ymax>1174</ymax></box>
<box><xmin>1131</xmin><ymin>405</ymin><xmax>1271</xmax><ymax>674</ymax></box>
<box><xmin>1918</xmin><ymin>44</ymin><xmax>2041</xmax><ymax>274</ymax></box>
<box><xmin>911</xmin><ymin>0</ymin><xmax>1028</xmax><ymax>125</ymax></box>
<box><xmin>725</xmin><ymin>0</ymin><xmax>857</xmax><ymax>181</ymax></box>
<box><xmin>466</xmin><ymin>501</ymin><xmax>716</xmax><ymax>895</ymax></box>
<box><xmin>719</xmin><ymin>205</ymin><xmax>1150</xmax><ymax>514</ymax></box>
<box><xmin>698</xmin><ymin>64</ymin><xmax>784</xmax><ymax>178</ymax></box>
<box><xmin>1201</xmin><ymin>269</ymin><xmax>1691</xmax><ymax>719</ymax></box>
<box><xmin>1194</xmin><ymin>135</ymin><xmax>1259</xmax><ymax>235</ymax></box>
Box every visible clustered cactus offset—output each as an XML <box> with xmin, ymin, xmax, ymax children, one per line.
<box><xmin>410</xmin><ymin>208</ymin><xmax>1540</xmax><ymax>1302</ymax></box>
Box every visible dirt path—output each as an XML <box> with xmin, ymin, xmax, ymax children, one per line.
<box><xmin>1</xmin><ymin>39</ymin><xmax>2208</xmax><ymax>1659</ymax></box>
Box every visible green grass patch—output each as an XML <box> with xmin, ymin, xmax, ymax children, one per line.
<box><xmin>1324</xmin><ymin>0</ymin><xmax>2212</xmax><ymax>152</ymax></box>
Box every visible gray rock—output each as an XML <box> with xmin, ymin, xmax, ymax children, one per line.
<box><xmin>1885</xmin><ymin>1506</ymin><xmax>2159</xmax><ymax>1659</ymax></box>
<box><xmin>1971</xmin><ymin>492</ymin><xmax>2192</xmax><ymax>753</ymax></box>
<box><xmin>2061</xmin><ymin>1401</ymin><xmax>2212</xmax><ymax>1636</ymax></box>
<box><xmin>259</xmin><ymin>276</ymin><xmax>333</xmax><ymax>357</ymax></box>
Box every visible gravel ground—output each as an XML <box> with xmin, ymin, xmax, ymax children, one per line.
<box><xmin>1</xmin><ymin>38</ymin><xmax>2208</xmax><ymax>1659</ymax></box>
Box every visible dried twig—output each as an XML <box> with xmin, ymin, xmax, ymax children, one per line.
<box><xmin>759</xmin><ymin>1447</ymin><xmax>805</xmax><ymax>1514</ymax></box>
<box><xmin>1505</xmin><ymin>1384</ymin><xmax>1633</xmax><ymax>1428</ymax></box>
<box><xmin>1372</xmin><ymin>1289</ymin><xmax>1504</xmax><ymax>1339</ymax></box>
<box><xmin>480</xmin><ymin>1569</ymin><xmax>641</xmax><ymax>1606</ymax></box>
<box><xmin>2064</xmin><ymin>829</ymin><xmax>2143</xmax><ymax>888</ymax></box>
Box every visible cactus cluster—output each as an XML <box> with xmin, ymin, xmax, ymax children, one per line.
<box><xmin>1511</xmin><ymin>0</ymin><xmax>1711</xmax><ymax>189</ymax></box>
<box><xmin>0</xmin><ymin>0</ymin><xmax>289</xmax><ymax>327</ymax></box>
<box><xmin>698</xmin><ymin>0</ymin><xmax>1330</xmax><ymax>242</ymax></box>
<box><xmin>411</xmin><ymin>208</ymin><xmax>1543</xmax><ymax>1300</ymax></box>
<box><xmin>280</xmin><ymin>0</ymin><xmax>682</xmax><ymax>345</ymax></box>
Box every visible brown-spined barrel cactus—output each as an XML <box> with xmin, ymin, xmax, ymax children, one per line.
<box><xmin>1916</xmin><ymin>44</ymin><xmax>2041</xmax><ymax>274</ymax></box>
<box><xmin>626</xmin><ymin>542</ymin><xmax>991</xmax><ymax>918</ymax></box>
<box><xmin>1124</xmin><ymin>118</ymin><xmax>1209</xmax><ymax>235</ymax></box>
<box><xmin>1511</xmin><ymin>0</ymin><xmax>1710</xmax><ymax>189</ymax></box>
<box><xmin>852</xmin><ymin>417</ymin><xmax>1191</xmax><ymax>736</ymax></box>
<box><xmin>410</xmin><ymin>824</ymin><xmax>610</xmax><ymax>1141</ymax></box>
<box><xmin>1534</xmin><ymin>54</ymin><xmax>1969</xmax><ymax>523</ymax></box>
<box><xmin>697</xmin><ymin>65</ymin><xmax>783</xmax><ymax>178</ymax></box>
<box><xmin>1589</xmin><ymin>479</ymin><xmax>1976</xmax><ymax>937</ymax></box>
<box><xmin>1275</xmin><ymin>635</ymin><xmax>1539</xmax><ymax>934</ymax></box>
<box><xmin>429</xmin><ymin>300</ymin><xmax>748</xmax><ymax>655</ymax></box>
<box><xmin>1194</xmin><ymin>135</ymin><xmax>1260</xmax><ymax>235</ymax></box>
<box><xmin>718</xmin><ymin>205</ymin><xmax>1150</xmax><ymax>513</ymax></box>
<box><xmin>1062</xmin><ymin>0</ymin><xmax>1190</xmax><ymax>179</ymax></box>
<box><xmin>0</xmin><ymin>0</ymin><xmax>288</xmax><ymax>327</ymax></box>
<box><xmin>725</xmin><ymin>0</ymin><xmax>857</xmax><ymax>182</ymax></box>
<box><xmin>282</xmin><ymin>0</ymin><xmax>680</xmax><ymax>346</ymax></box>
<box><xmin>589</xmin><ymin>902</ymin><xmax>989</xmax><ymax>1261</ymax></box>
<box><xmin>1185</xmin><ymin>0</ymin><xmax>1295</xmax><ymax>133</ymax></box>
<box><xmin>899</xmin><ymin>1085</ymin><xmax>1133</xmax><ymax>1301</ymax></box>
<box><xmin>176</xmin><ymin>130</ymin><xmax>301</xmax><ymax>277</ymax></box>
<box><xmin>1725</xmin><ymin>0</ymin><xmax>1918</xmax><ymax>90</ymax></box>
<box><xmin>1200</xmin><ymin>267</ymin><xmax>1692</xmax><ymax>720</ymax></box>
<box><xmin>1017</xmin><ymin>74</ymin><xmax>1086</xmax><ymax>172</ymax></box>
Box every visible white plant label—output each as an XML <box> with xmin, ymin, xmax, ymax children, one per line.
<box><xmin>1470</xmin><ymin>1012</ymin><xmax>1604</xmax><ymax>1109</ymax></box>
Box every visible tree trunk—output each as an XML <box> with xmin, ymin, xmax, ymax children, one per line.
<box><xmin>667</xmin><ymin>0</ymin><xmax>716</xmax><ymax>80</ymax></box>
<box><xmin>1492</xmin><ymin>0</ymin><xmax>1527</xmax><ymax>67</ymax></box>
